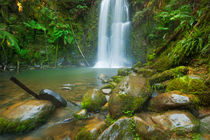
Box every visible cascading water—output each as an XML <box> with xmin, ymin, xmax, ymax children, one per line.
<box><xmin>94</xmin><ymin>0</ymin><xmax>131</xmax><ymax>68</ymax></box>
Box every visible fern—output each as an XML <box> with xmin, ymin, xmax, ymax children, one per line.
<box><xmin>0</xmin><ymin>30</ymin><xmax>20</xmax><ymax>53</ymax></box>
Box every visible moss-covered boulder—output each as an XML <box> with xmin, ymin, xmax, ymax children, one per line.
<box><xmin>200</xmin><ymin>116</ymin><xmax>210</xmax><ymax>134</ymax></box>
<box><xmin>137</xmin><ymin>68</ymin><xmax>156</xmax><ymax>77</ymax></box>
<box><xmin>109</xmin><ymin>74</ymin><xmax>152</xmax><ymax>118</ymax></box>
<box><xmin>81</xmin><ymin>89</ymin><xmax>107</xmax><ymax>112</ymax></box>
<box><xmin>75</xmin><ymin>119</ymin><xmax>106</xmax><ymax>140</ymax></box>
<box><xmin>0</xmin><ymin>100</ymin><xmax>55</xmax><ymax>134</ymax></box>
<box><xmin>74</xmin><ymin>109</ymin><xmax>88</xmax><ymax>120</ymax></box>
<box><xmin>134</xmin><ymin>110</ymin><xmax>199</xmax><ymax>139</ymax></box>
<box><xmin>149</xmin><ymin>91</ymin><xmax>197</xmax><ymax>112</ymax></box>
<box><xmin>98</xmin><ymin>117</ymin><xmax>135</xmax><ymax>140</ymax></box>
<box><xmin>150</xmin><ymin>55</ymin><xmax>173</xmax><ymax>72</ymax></box>
<box><xmin>132</xmin><ymin>61</ymin><xmax>142</xmax><ymax>72</ymax></box>
<box><xmin>149</xmin><ymin>66</ymin><xmax>189</xmax><ymax>85</ymax></box>
<box><xmin>117</xmin><ymin>68</ymin><xmax>131</xmax><ymax>76</ymax></box>
<box><xmin>166</xmin><ymin>76</ymin><xmax>210</xmax><ymax>106</ymax></box>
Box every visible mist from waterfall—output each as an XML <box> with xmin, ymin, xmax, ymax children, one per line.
<box><xmin>94</xmin><ymin>0</ymin><xmax>131</xmax><ymax>68</ymax></box>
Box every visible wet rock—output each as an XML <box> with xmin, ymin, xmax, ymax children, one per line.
<box><xmin>166</xmin><ymin>76</ymin><xmax>210</xmax><ymax>106</ymax></box>
<box><xmin>198</xmin><ymin>107</ymin><xmax>210</xmax><ymax>118</ymax></box>
<box><xmin>74</xmin><ymin>109</ymin><xmax>88</xmax><ymax>120</ymax></box>
<box><xmin>117</xmin><ymin>68</ymin><xmax>131</xmax><ymax>76</ymax></box>
<box><xmin>61</xmin><ymin>87</ymin><xmax>72</xmax><ymax>91</ymax></box>
<box><xmin>0</xmin><ymin>100</ymin><xmax>55</xmax><ymax>134</ymax></box>
<box><xmin>39</xmin><ymin>89</ymin><xmax>67</xmax><ymax>107</ymax></box>
<box><xmin>149</xmin><ymin>66</ymin><xmax>189</xmax><ymax>85</ymax></box>
<box><xmin>109</xmin><ymin>74</ymin><xmax>152</xmax><ymax>118</ymax></box>
<box><xmin>63</xmin><ymin>83</ymin><xmax>76</xmax><ymax>87</ymax></box>
<box><xmin>134</xmin><ymin>110</ymin><xmax>199</xmax><ymax>139</ymax></box>
<box><xmin>102</xmin><ymin>89</ymin><xmax>112</xmax><ymax>95</ymax></box>
<box><xmin>81</xmin><ymin>89</ymin><xmax>106</xmax><ymax>112</ymax></box>
<box><xmin>150</xmin><ymin>91</ymin><xmax>192</xmax><ymax>112</ymax></box>
<box><xmin>98</xmin><ymin>74</ymin><xmax>108</xmax><ymax>83</ymax></box>
<box><xmin>105</xmin><ymin>95</ymin><xmax>110</xmax><ymax>101</ymax></box>
<box><xmin>200</xmin><ymin>116</ymin><xmax>210</xmax><ymax>134</ymax></box>
<box><xmin>75</xmin><ymin>118</ymin><xmax>106</xmax><ymax>140</ymax></box>
<box><xmin>98</xmin><ymin>117</ymin><xmax>135</xmax><ymax>140</ymax></box>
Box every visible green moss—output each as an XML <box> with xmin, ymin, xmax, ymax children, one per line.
<box><xmin>75</xmin><ymin>128</ymin><xmax>93</xmax><ymax>140</ymax></box>
<box><xmin>137</xmin><ymin>68</ymin><xmax>156</xmax><ymax>77</ymax></box>
<box><xmin>73</xmin><ymin>109</ymin><xmax>87</xmax><ymax>120</ymax></box>
<box><xmin>166</xmin><ymin>76</ymin><xmax>209</xmax><ymax>106</ymax></box>
<box><xmin>151</xmin><ymin>55</ymin><xmax>173</xmax><ymax>72</ymax></box>
<box><xmin>112</xmin><ymin>75</ymin><xmax>124</xmax><ymax>83</ymax></box>
<box><xmin>149</xmin><ymin>66</ymin><xmax>189</xmax><ymax>85</ymax></box>
<box><xmin>0</xmin><ymin>106</ymin><xmax>53</xmax><ymax>134</ymax></box>
<box><xmin>81</xmin><ymin>89</ymin><xmax>107</xmax><ymax>112</ymax></box>
<box><xmin>118</xmin><ymin>68</ymin><xmax>131</xmax><ymax>76</ymax></box>
<box><xmin>101</xmin><ymin>82</ymin><xmax>117</xmax><ymax>90</ymax></box>
<box><xmin>132</xmin><ymin>61</ymin><xmax>142</xmax><ymax>72</ymax></box>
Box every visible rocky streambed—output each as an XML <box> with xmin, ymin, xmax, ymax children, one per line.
<box><xmin>0</xmin><ymin>64</ymin><xmax>209</xmax><ymax>140</ymax></box>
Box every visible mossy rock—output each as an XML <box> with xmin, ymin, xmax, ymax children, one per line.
<box><xmin>109</xmin><ymin>75</ymin><xmax>152</xmax><ymax>118</ymax></box>
<box><xmin>75</xmin><ymin>119</ymin><xmax>105</xmax><ymax>140</ymax></box>
<box><xmin>166</xmin><ymin>76</ymin><xmax>210</xmax><ymax>106</ymax></box>
<box><xmin>98</xmin><ymin>117</ymin><xmax>135</xmax><ymax>140</ymax></box>
<box><xmin>137</xmin><ymin>68</ymin><xmax>156</xmax><ymax>77</ymax></box>
<box><xmin>117</xmin><ymin>68</ymin><xmax>131</xmax><ymax>76</ymax></box>
<box><xmin>0</xmin><ymin>100</ymin><xmax>55</xmax><ymax>134</ymax></box>
<box><xmin>101</xmin><ymin>82</ymin><xmax>116</xmax><ymax>90</ymax></box>
<box><xmin>132</xmin><ymin>61</ymin><xmax>142</xmax><ymax>72</ymax></box>
<box><xmin>149</xmin><ymin>66</ymin><xmax>189</xmax><ymax>85</ymax></box>
<box><xmin>73</xmin><ymin>109</ymin><xmax>88</xmax><ymax>120</ymax></box>
<box><xmin>151</xmin><ymin>55</ymin><xmax>173</xmax><ymax>72</ymax></box>
<box><xmin>81</xmin><ymin>89</ymin><xmax>107</xmax><ymax>112</ymax></box>
<box><xmin>112</xmin><ymin>75</ymin><xmax>124</xmax><ymax>83</ymax></box>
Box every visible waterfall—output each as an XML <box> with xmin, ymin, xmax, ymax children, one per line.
<box><xmin>94</xmin><ymin>0</ymin><xmax>131</xmax><ymax>68</ymax></box>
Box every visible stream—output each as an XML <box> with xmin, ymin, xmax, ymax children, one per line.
<box><xmin>0</xmin><ymin>67</ymin><xmax>118</xmax><ymax>140</ymax></box>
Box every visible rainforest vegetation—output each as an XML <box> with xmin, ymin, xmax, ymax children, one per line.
<box><xmin>0</xmin><ymin>0</ymin><xmax>209</xmax><ymax>140</ymax></box>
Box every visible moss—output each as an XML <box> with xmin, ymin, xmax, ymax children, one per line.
<box><xmin>112</xmin><ymin>75</ymin><xmax>124</xmax><ymax>83</ymax></box>
<box><xmin>137</xmin><ymin>68</ymin><xmax>156</xmax><ymax>77</ymax></box>
<box><xmin>151</xmin><ymin>55</ymin><xmax>173</xmax><ymax>72</ymax></box>
<box><xmin>75</xmin><ymin>128</ymin><xmax>93</xmax><ymax>140</ymax></box>
<box><xmin>73</xmin><ymin>109</ymin><xmax>87</xmax><ymax>120</ymax></box>
<box><xmin>0</xmin><ymin>106</ymin><xmax>53</xmax><ymax>134</ymax></box>
<box><xmin>101</xmin><ymin>82</ymin><xmax>117</xmax><ymax>90</ymax></box>
<box><xmin>118</xmin><ymin>68</ymin><xmax>131</xmax><ymax>76</ymax></box>
<box><xmin>166</xmin><ymin>76</ymin><xmax>209</xmax><ymax>106</ymax></box>
<box><xmin>149</xmin><ymin>66</ymin><xmax>189</xmax><ymax>85</ymax></box>
<box><xmin>81</xmin><ymin>89</ymin><xmax>107</xmax><ymax>112</ymax></box>
<box><xmin>132</xmin><ymin>61</ymin><xmax>142</xmax><ymax>72</ymax></box>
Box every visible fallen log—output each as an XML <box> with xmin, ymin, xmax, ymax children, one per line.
<box><xmin>10</xmin><ymin>77</ymin><xmax>67</xmax><ymax>107</ymax></box>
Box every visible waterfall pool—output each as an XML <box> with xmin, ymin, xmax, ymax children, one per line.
<box><xmin>0</xmin><ymin>67</ymin><xmax>118</xmax><ymax>139</ymax></box>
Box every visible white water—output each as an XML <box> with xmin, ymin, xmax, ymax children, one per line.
<box><xmin>94</xmin><ymin>0</ymin><xmax>131</xmax><ymax>68</ymax></box>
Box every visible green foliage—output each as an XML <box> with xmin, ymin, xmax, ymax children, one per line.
<box><xmin>105</xmin><ymin>114</ymin><xmax>117</xmax><ymax>127</ymax></box>
<box><xmin>170</xmin><ymin>27</ymin><xmax>209</xmax><ymax>65</ymax></box>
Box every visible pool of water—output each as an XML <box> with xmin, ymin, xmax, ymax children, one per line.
<box><xmin>0</xmin><ymin>67</ymin><xmax>118</xmax><ymax>139</ymax></box>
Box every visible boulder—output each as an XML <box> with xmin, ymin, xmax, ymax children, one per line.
<box><xmin>0</xmin><ymin>100</ymin><xmax>55</xmax><ymax>134</ymax></box>
<box><xmin>102</xmin><ymin>89</ymin><xmax>112</xmax><ymax>95</ymax></box>
<box><xmin>81</xmin><ymin>89</ymin><xmax>106</xmax><ymax>112</ymax></box>
<box><xmin>149</xmin><ymin>91</ymin><xmax>194</xmax><ymax>112</ymax></box>
<box><xmin>134</xmin><ymin>110</ymin><xmax>199</xmax><ymax>139</ymax></box>
<box><xmin>97</xmin><ymin>117</ymin><xmax>135</xmax><ymax>140</ymax></box>
<box><xmin>39</xmin><ymin>89</ymin><xmax>67</xmax><ymax>107</ymax></box>
<box><xmin>149</xmin><ymin>66</ymin><xmax>189</xmax><ymax>85</ymax></box>
<box><xmin>166</xmin><ymin>76</ymin><xmax>210</xmax><ymax>106</ymax></box>
<box><xmin>200</xmin><ymin>116</ymin><xmax>210</xmax><ymax>134</ymax></box>
<box><xmin>137</xmin><ymin>68</ymin><xmax>156</xmax><ymax>77</ymax></box>
<box><xmin>117</xmin><ymin>68</ymin><xmax>131</xmax><ymax>76</ymax></box>
<box><xmin>109</xmin><ymin>74</ymin><xmax>152</xmax><ymax>118</ymax></box>
<box><xmin>74</xmin><ymin>109</ymin><xmax>88</xmax><ymax>120</ymax></box>
<box><xmin>75</xmin><ymin>118</ymin><xmax>106</xmax><ymax>140</ymax></box>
